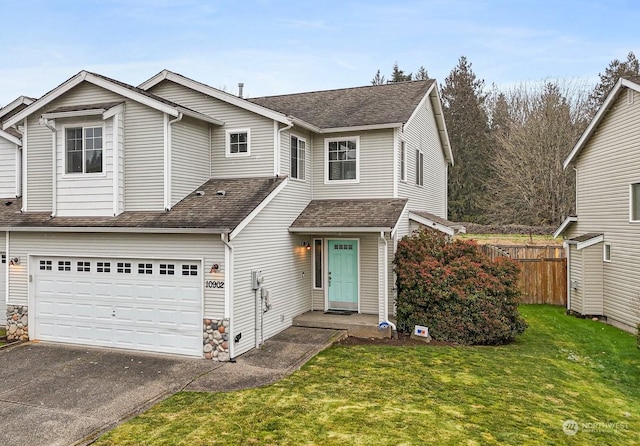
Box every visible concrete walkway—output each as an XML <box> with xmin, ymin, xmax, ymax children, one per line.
<box><xmin>0</xmin><ymin>326</ymin><xmax>345</xmax><ymax>446</ymax></box>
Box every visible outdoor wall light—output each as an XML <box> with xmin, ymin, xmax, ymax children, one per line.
<box><xmin>9</xmin><ymin>257</ymin><xmax>19</xmax><ymax>265</ymax></box>
<box><xmin>210</xmin><ymin>263</ymin><xmax>220</xmax><ymax>273</ymax></box>
<box><xmin>302</xmin><ymin>241</ymin><xmax>311</xmax><ymax>250</ymax></box>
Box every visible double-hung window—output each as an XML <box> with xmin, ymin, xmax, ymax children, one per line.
<box><xmin>400</xmin><ymin>141</ymin><xmax>407</xmax><ymax>182</ymax></box>
<box><xmin>65</xmin><ymin>126</ymin><xmax>103</xmax><ymax>174</ymax></box>
<box><xmin>290</xmin><ymin>135</ymin><xmax>306</xmax><ymax>180</ymax></box>
<box><xmin>226</xmin><ymin>129</ymin><xmax>250</xmax><ymax>156</ymax></box>
<box><xmin>631</xmin><ymin>183</ymin><xmax>640</xmax><ymax>221</ymax></box>
<box><xmin>326</xmin><ymin>137</ymin><xmax>359</xmax><ymax>183</ymax></box>
<box><xmin>415</xmin><ymin>148</ymin><xmax>424</xmax><ymax>186</ymax></box>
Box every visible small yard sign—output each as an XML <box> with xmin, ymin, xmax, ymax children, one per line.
<box><xmin>414</xmin><ymin>325</ymin><xmax>429</xmax><ymax>338</ymax></box>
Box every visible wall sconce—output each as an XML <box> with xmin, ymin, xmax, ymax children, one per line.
<box><xmin>210</xmin><ymin>263</ymin><xmax>220</xmax><ymax>273</ymax></box>
<box><xmin>9</xmin><ymin>257</ymin><xmax>19</xmax><ymax>266</ymax></box>
<box><xmin>302</xmin><ymin>241</ymin><xmax>311</xmax><ymax>250</ymax></box>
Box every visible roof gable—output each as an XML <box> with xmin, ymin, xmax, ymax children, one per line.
<box><xmin>0</xmin><ymin>96</ymin><xmax>35</xmax><ymax>123</ymax></box>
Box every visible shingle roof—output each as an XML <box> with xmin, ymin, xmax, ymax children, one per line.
<box><xmin>248</xmin><ymin>80</ymin><xmax>435</xmax><ymax>129</ymax></box>
<box><xmin>290</xmin><ymin>199</ymin><xmax>408</xmax><ymax>231</ymax></box>
<box><xmin>409</xmin><ymin>210</ymin><xmax>466</xmax><ymax>233</ymax></box>
<box><xmin>0</xmin><ymin>177</ymin><xmax>284</xmax><ymax>231</ymax></box>
<box><xmin>43</xmin><ymin>102</ymin><xmax>124</xmax><ymax>114</ymax></box>
<box><xmin>568</xmin><ymin>233</ymin><xmax>603</xmax><ymax>243</ymax></box>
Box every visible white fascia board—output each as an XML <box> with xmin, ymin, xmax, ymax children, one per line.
<box><xmin>3</xmin><ymin>72</ymin><xmax>88</xmax><ymax>130</ymax></box>
<box><xmin>177</xmin><ymin>107</ymin><xmax>224</xmax><ymax>126</ymax></box>
<box><xmin>288</xmin><ymin>227</ymin><xmax>392</xmax><ymax>233</ymax></box>
<box><xmin>290</xmin><ymin>117</ymin><xmax>321</xmax><ymax>133</ymax></box>
<box><xmin>577</xmin><ymin>234</ymin><xmax>604</xmax><ymax>250</ymax></box>
<box><xmin>228</xmin><ymin>177</ymin><xmax>289</xmax><ymax>240</ymax></box>
<box><xmin>564</xmin><ymin>78</ymin><xmax>640</xmax><ymax>169</ymax></box>
<box><xmin>319</xmin><ymin>123</ymin><xmax>402</xmax><ymax>134</ymax></box>
<box><xmin>42</xmin><ymin>109</ymin><xmax>105</xmax><ymax>120</ymax></box>
<box><xmin>408</xmin><ymin>211</ymin><xmax>455</xmax><ymax>236</ymax></box>
<box><xmin>0</xmin><ymin>226</ymin><xmax>230</xmax><ymax>234</ymax></box>
<box><xmin>0</xmin><ymin>129</ymin><xmax>22</xmax><ymax>146</ymax></box>
<box><xmin>140</xmin><ymin>70</ymin><xmax>291</xmax><ymax>125</ymax></box>
<box><xmin>0</xmin><ymin>96</ymin><xmax>35</xmax><ymax>121</ymax></box>
<box><xmin>553</xmin><ymin>216</ymin><xmax>578</xmax><ymax>239</ymax></box>
<box><xmin>103</xmin><ymin>103</ymin><xmax>125</xmax><ymax>120</ymax></box>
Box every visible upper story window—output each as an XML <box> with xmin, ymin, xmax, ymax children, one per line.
<box><xmin>603</xmin><ymin>243</ymin><xmax>612</xmax><ymax>262</ymax></box>
<box><xmin>226</xmin><ymin>129</ymin><xmax>250</xmax><ymax>157</ymax></box>
<box><xmin>65</xmin><ymin>126</ymin><xmax>103</xmax><ymax>174</ymax></box>
<box><xmin>630</xmin><ymin>183</ymin><xmax>640</xmax><ymax>222</ymax></box>
<box><xmin>290</xmin><ymin>135</ymin><xmax>306</xmax><ymax>180</ymax></box>
<box><xmin>400</xmin><ymin>141</ymin><xmax>407</xmax><ymax>182</ymax></box>
<box><xmin>415</xmin><ymin>148</ymin><xmax>424</xmax><ymax>186</ymax></box>
<box><xmin>325</xmin><ymin>136</ymin><xmax>359</xmax><ymax>183</ymax></box>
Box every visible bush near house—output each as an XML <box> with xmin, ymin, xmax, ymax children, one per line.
<box><xmin>394</xmin><ymin>228</ymin><xmax>527</xmax><ymax>344</ymax></box>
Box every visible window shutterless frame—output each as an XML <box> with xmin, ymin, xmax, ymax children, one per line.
<box><xmin>313</xmin><ymin>238</ymin><xmax>323</xmax><ymax>289</ymax></box>
<box><xmin>63</xmin><ymin>123</ymin><xmax>106</xmax><ymax>175</ymax></box>
<box><xmin>630</xmin><ymin>183</ymin><xmax>640</xmax><ymax>222</ymax></box>
<box><xmin>290</xmin><ymin>134</ymin><xmax>306</xmax><ymax>180</ymax></box>
<box><xmin>225</xmin><ymin>128</ymin><xmax>251</xmax><ymax>157</ymax></box>
<box><xmin>324</xmin><ymin>136</ymin><xmax>360</xmax><ymax>184</ymax></box>
<box><xmin>603</xmin><ymin>243</ymin><xmax>612</xmax><ymax>262</ymax></box>
<box><xmin>399</xmin><ymin>141</ymin><xmax>406</xmax><ymax>182</ymax></box>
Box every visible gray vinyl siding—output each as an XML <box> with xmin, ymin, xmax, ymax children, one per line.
<box><xmin>230</xmin><ymin>181</ymin><xmax>311</xmax><ymax>356</ymax></box>
<box><xmin>148</xmin><ymin>81</ymin><xmax>275</xmax><ymax>178</ymax></box>
<box><xmin>569</xmin><ymin>245</ymin><xmax>583</xmax><ymax>314</ymax></box>
<box><xmin>312</xmin><ymin>130</ymin><xmax>394</xmax><ymax>199</ymax></box>
<box><xmin>171</xmin><ymin>116</ymin><xmax>210</xmax><ymax>206</ymax></box>
<box><xmin>0</xmin><ymin>139</ymin><xmax>17</xmax><ymax>197</ymax></box>
<box><xmin>123</xmin><ymin>101</ymin><xmax>165</xmax><ymax>210</ymax></box>
<box><xmin>7</xmin><ymin>232</ymin><xmax>225</xmax><ymax>318</ymax></box>
<box><xmin>571</xmin><ymin>88</ymin><xmax>640</xmax><ymax>329</ymax></box>
<box><xmin>0</xmin><ymin>232</ymin><xmax>5</xmax><ymax>323</ymax></box>
<box><xmin>399</xmin><ymin>96</ymin><xmax>448</xmax><ymax>216</ymax></box>
<box><xmin>116</xmin><ymin>112</ymin><xmax>125</xmax><ymax>214</ymax></box>
<box><xmin>25</xmin><ymin>114</ymin><xmax>53</xmax><ymax>211</ymax></box>
<box><xmin>582</xmin><ymin>244</ymin><xmax>604</xmax><ymax>315</ymax></box>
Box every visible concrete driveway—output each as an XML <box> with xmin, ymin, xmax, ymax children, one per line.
<box><xmin>0</xmin><ymin>327</ymin><xmax>344</xmax><ymax>446</ymax></box>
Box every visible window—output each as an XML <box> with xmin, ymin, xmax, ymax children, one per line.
<box><xmin>138</xmin><ymin>263</ymin><xmax>153</xmax><ymax>274</ymax></box>
<box><xmin>631</xmin><ymin>183</ymin><xmax>640</xmax><ymax>221</ymax></box>
<box><xmin>39</xmin><ymin>260</ymin><xmax>52</xmax><ymax>271</ymax></box>
<box><xmin>58</xmin><ymin>260</ymin><xmax>71</xmax><ymax>271</ymax></box>
<box><xmin>160</xmin><ymin>264</ymin><xmax>175</xmax><ymax>275</ymax></box>
<box><xmin>326</xmin><ymin>137</ymin><xmax>359</xmax><ymax>182</ymax></box>
<box><xmin>226</xmin><ymin>129</ymin><xmax>250</xmax><ymax>156</ymax></box>
<box><xmin>77</xmin><ymin>261</ymin><xmax>91</xmax><ymax>272</ymax></box>
<box><xmin>400</xmin><ymin>142</ymin><xmax>406</xmax><ymax>182</ymax></box>
<box><xmin>290</xmin><ymin>135</ymin><xmax>306</xmax><ymax>180</ymax></box>
<box><xmin>415</xmin><ymin>149</ymin><xmax>424</xmax><ymax>186</ymax></box>
<box><xmin>97</xmin><ymin>262</ymin><xmax>111</xmax><ymax>273</ymax></box>
<box><xmin>313</xmin><ymin>239</ymin><xmax>323</xmax><ymax>289</ymax></box>
<box><xmin>117</xmin><ymin>262</ymin><xmax>131</xmax><ymax>274</ymax></box>
<box><xmin>604</xmin><ymin>244</ymin><xmax>612</xmax><ymax>262</ymax></box>
<box><xmin>182</xmin><ymin>264</ymin><xmax>198</xmax><ymax>276</ymax></box>
<box><xmin>65</xmin><ymin>126</ymin><xmax>103</xmax><ymax>174</ymax></box>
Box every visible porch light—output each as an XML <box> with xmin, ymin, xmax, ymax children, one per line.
<box><xmin>210</xmin><ymin>263</ymin><xmax>220</xmax><ymax>273</ymax></box>
<box><xmin>9</xmin><ymin>257</ymin><xmax>19</xmax><ymax>265</ymax></box>
<box><xmin>302</xmin><ymin>241</ymin><xmax>311</xmax><ymax>250</ymax></box>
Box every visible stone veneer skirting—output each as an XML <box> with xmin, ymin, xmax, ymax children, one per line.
<box><xmin>6</xmin><ymin>305</ymin><xmax>29</xmax><ymax>342</ymax></box>
<box><xmin>203</xmin><ymin>318</ymin><xmax>230</xmax><ymax>361</ymax></box>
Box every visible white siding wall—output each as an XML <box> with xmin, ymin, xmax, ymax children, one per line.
<box><xmin>399</xmin><ymin>96</ymin><xmax>448</xmax><ymax>216</ymax></box>
<box><xmin>1</xmin><ymin>232</ymin><xmax>5</xmax><ymax>323</ymax></box>
<box><xmin>572</xmin><ymin>88</ymin><xmax>640</xmax><ymax>329</ymax></box>
<box><xmin>171</xmin><ymin>117</ymin><xmax>210</xmax><ymax>206</ymax></box>
<box><xmin>148</xmin><ymin>81</ymin><xmax>275</xmax><ymax>178</ymax></box>
<box><xmin>230</xmin><ymin>182</ymin><xmax>311</xmax><ymax>356</ymax></box>
<box><xmin>0</xmin><ymin>139</ymin><xmax>18</xmax><ymax>198</ymax></box>
<box><xmin>7</xmin><ymin>232</ymin><xmax>225</xmax><ymax>318</ymax></box>
<box><xmin>25</xmin><ymin>114</ymin><xmax>53</xmax><ymax>211</ymax></box>
<box><xmin>312</xmin><ymin>130</ymin><xmax>394</xmax><ymax>199</ymax></box>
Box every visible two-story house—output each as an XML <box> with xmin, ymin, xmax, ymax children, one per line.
<box><xmin>555</xmin><ymin>76</ymin><xmax>640</xmax><ymax>333</ymax></box>
<box><xmin>1</xmin><ymin>70</ymin><xmax>454</xmax><ymax>359</ymax></box>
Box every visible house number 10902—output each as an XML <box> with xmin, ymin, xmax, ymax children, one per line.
<box><xmin>205</xmin><ymin>280</ymin><xmax>225</xmax><ymax>289</ymax></box>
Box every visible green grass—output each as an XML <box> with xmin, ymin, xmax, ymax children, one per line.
<box><xmin>96</xmin><ymin>306</ymin><xmax>640</xmax><ymax>445</ymax></box>
<box><xmin>0</xmin><ymin>327</ymin><xmax>5</xmax><ymax>346</ymax></box>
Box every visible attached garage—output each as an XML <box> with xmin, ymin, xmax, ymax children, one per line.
<box><xmin>32</xmin><ymin>256</ymin><xmax>203</xmax><ymax>357</ymax></box>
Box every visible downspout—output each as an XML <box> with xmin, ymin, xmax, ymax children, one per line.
<box><xmin>40</xmin><ymin>118</ymin><xmax>57</xmax><ymax>217</ymax></box>
<box><xmin>165</xmin><ymin>112</ymin><xmax>183</xmax><ymax>211</ymax></box>
<box><xmin>221</xmin><ymin>233</ymin><xmax>236</xmax><ymax>361</ymax></box>
<box><xmin>12</xmin><ymin>126</ymin><xmax>23</xmax><ymax>198</ymax></box>
<box><xmin>378</xmin><ymin>232</ymin><xmax>397</xmax><ymax>336</ymax></box>
<box><xmin>5</xmin><ymin>231</ymin><xmax>9</xmax><ymax>311</ymax></box>
<box><xmin>275</xmin><ymin>120</ymin><xmax>293</xmax><ymax>176</ymax></box>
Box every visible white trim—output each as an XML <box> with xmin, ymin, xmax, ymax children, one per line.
<box><xmin>393</xmin><ymin>129</ymin><xmax>399</xmax><ymax>197</ymax></box>
<box><xmin>320</xmin><ymin>123</ymin><xmax>402</xmax><ymax>133</ymax></box>
<box><xmin>273</xmin><ymin>121</ymin><xmax>279</xmax><ymax>176</ymax></box>
<box><xmin>15</xmin><ymin>143</ymin><xmax>22</xmax><ymax>197</ymax></box>
<box><xmin>165</xmin><ymin>112</ymin><xmax>184</xmax><ymax>210</ymax></box>
<box><xmin>577</xmin><ymin>234</ymin><xmax>604</xmax><ymax>250</ymax></box>
<box><xmin>408</xmin><ymin>211</ymin><xmax>455</xmax><ymax>236</ymax></box>
<box><xmin>0</xmin><ymin>96</ymin><xmax>34</xmax><ymax>121</ymax></box>
<box><xmin>553</xmin><ymin>216</ymin><xmax>578</xmax><ymax>239</ymax></box>
<box><xmin>138</xmin><ymin>70</ymin><xmax>291</xmax><ymax>125</ymax></box>
<box><xmin>112</xmin><ymin>112</ymin><xmax>120</xmax><ymax>216</ymax></box>
<box><xmin>603</xmin><ymin>243</ymin><xmax>612</xmax><ymax>263</ymax></box>
<box><xmin>399</xmin><ymin>138</ymin><xmax>407</xmax><ymax>184</ymax></box>
<box><xmin>0</xmin><ymin>129</ymin><xmax>22</xmax><ymax>146</ymax></box>
<box><xmin>324</xmin><ymin>136</ymin><xmax>360</xmax><ymax>184</ymax></box>
<box><xmin>103</xmin><ymin>103</ymin><xmax>125</xmax><ymax>120</ymax></box>
<box><xmin>5</xmin><ymin>232</ymin><xmax>9</xmax><ymax>307</ymax></box>
<box><xmin>312</xmin><ymin>238</ymin><xmax>323</xmax><ymax>290</ymax></box>
<box><xmin>415</xmin><ymin>147</ymin><xmax>424</xmax><ymax>187</ymax></box>
<box><xmin>630</xmin><ymin>183</ymin><xmax>640</xmax><ymax>222</ymax></box>
<box><xmin>289</xmin><ymin>226</ymin><xmax>392</xmax><ymax>233</ymax></box>
<box><xmin>290</xmin><ymin>133</ymin><xmax>307</xmax><ymax>181</ymax></box>
<box><xmin>176</xmin><ymin>107</ymin><xmax>224</xmax><ymax>126</ymax></box>
<box><xmin>221</xmin><ymin>234</ymin><xmax>235</xmax><ymax>359</ymax></box>
<box><xmin>61</xmin><ymin>122</ymin><xmax>107</xmax><ymax>177</ymax></box>
<box><xmin>564</xmin><ymin>77</ymin><xmax>640</xmax><ymax>168</ymax></box>
<box><xmin>391</xmin><ymin>202</ymin><xmax>410</xmax><ymax>238</ymax></box>
<box><xmin>22</xmin><ymin>124</ymin><xmax>27</xmax><ymax>210</ymax></box>
<box><xmin>42</xmin><ymin>109</ymin><xmax>105</xmax><ymax>120</ymax></box>
<box><xmin>225</xmin><ymin>128</ymin><xmax>251</xmax><ymax>157</ymax></box>
<box><xmin>229</xmin><ymin>177</ymin><xmax>289</xmax><ymax>240</ymax></box>
<box><xmin>0</xmin><ymin>226</ymin><xmax>229</xmax><ymax>234</ymax></box>
<box><xmin>325</xmin><ymin>237</ymin><xmax>361</xmax><ymax>313</ymax></box>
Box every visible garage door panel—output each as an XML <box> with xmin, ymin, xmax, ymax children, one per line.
<box><xmin>34</xmin><ymin>256</ymin><xmax>202</xmax><ymax>357</ymax></box>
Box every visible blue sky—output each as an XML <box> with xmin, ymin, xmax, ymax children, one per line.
<box><xmin>1</xmin><ymin>0</ymin><xmax>638</xmax><ymax>106</ymax></box>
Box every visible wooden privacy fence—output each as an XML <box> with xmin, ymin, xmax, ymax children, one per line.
<box><xmin>480</xmin><ymin>245</ymin><xmax>567</xmax><ymax>306</ymax></box>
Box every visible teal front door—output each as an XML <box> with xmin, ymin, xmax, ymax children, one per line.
<box><xmin>328</xmin><ymin>239</ymin><xmax>358</xmax><ymax>310</ymax></box>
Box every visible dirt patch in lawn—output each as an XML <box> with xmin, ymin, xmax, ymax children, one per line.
<box><xmin>338</xmin><ymin>333</ymin><xmax>456</xmax><ymax>347</ymax></box>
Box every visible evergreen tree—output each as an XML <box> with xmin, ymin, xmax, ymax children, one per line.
<box><xmin>371</xmin><ymin>69</ymin><xmax>386</xmax><ymax>86</ymax></box>
<box><xmin>441</xmin><ymin>56</ymin><xmax>492</xmax><ymax>223</ymax></box>
<box><xmin>414</xmin><ymin>66</ymin><xmax>429</xmax><ymax>80</ymax></box>
<box><xmin>588</xmin><ymin>51</ymin><xmax>640</xmax><ymax>113</ymax></box>
<box><xmin>390</xmin><ymin>62</ymin><xmax>412</xmax><ymax>82</ymax></box>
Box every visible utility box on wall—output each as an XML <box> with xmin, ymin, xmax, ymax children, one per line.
<box><xmin>251</xmin><ymin>270</ymin><xmax>263</xmax><ymax>290</ymax></box>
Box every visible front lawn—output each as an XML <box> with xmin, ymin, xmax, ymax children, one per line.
<box><xmin>96</xmin><ymin>306</ymin><xmax>640</xmax><ymax>445</ymax></box>
<box><xmin>0</xmin><ymin>327</ymin><xmax>5</xmax><ymax>346</ymax></box>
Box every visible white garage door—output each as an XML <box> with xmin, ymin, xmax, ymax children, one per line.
<box><xmin>34</xmin><ymin>257</ymin><xmax>202</xmax><ymax>357</ymax></box>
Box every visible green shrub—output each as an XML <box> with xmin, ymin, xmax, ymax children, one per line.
<box><xmin>394</xmin><ymin>229</ymin><xmax>527</xmax><ymax>345</ymax></box>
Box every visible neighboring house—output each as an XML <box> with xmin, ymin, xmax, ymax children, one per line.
<box><xmin>1</xmin><ymin>69</ymin><xmax>455</xmax><ymax>359</ymax></box>
<box><xmin>555</xmin><ymin>76</ymin><xmax>640</xmax><ymax>333</ymax></box>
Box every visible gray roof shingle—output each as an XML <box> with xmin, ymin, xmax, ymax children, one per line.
<box><xmin>248</xmin><ymin>80</ymin><xmax>435</xmax><ymax>129</ymax></box>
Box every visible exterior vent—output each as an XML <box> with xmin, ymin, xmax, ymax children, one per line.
<box><xmin>216</xmin><ymin>190</ymin><xmax>226</xmax><ymax>197</ymax></box>
<box><xmin>195</xmin><ymin>191</ymin><xmax>205</xmax><ymax>196</ymax></box>
<box><xmin>238</xmin><ymin>83</ymin><xmax>244</xmax><ymax>98</ymax></box>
